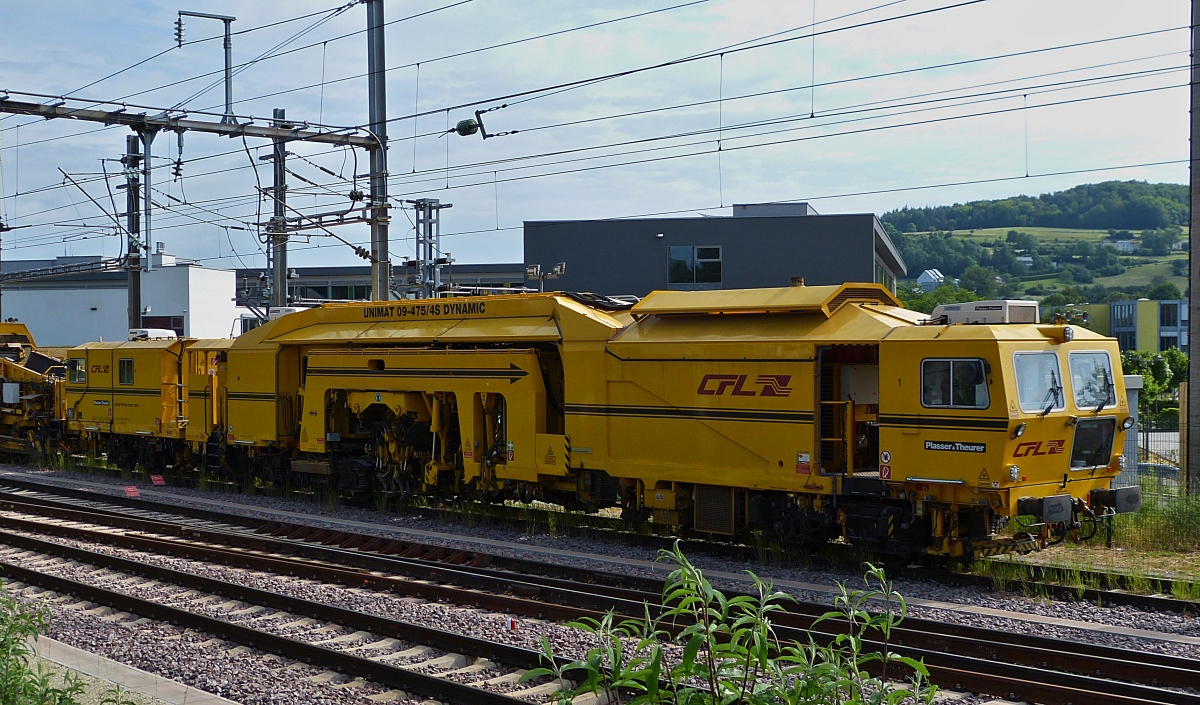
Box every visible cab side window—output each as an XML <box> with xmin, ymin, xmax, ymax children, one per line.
<box><xmin>118</xmin><ymin>358</ymin><xmax>134</xmax><ymax>386</ymax></box>
<box><xmin>68</xmin><ymin>358</ymin><xmax>86</xmax><ymax>384</ymax></box>
<box><xmin>921</xmin><ymin>358</ymin><xmax>989</xmax><ymax>409</ymax></box>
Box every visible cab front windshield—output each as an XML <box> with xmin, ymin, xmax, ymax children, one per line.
<box><xmin>1014</xmin><ymin>352</ymin><xmax>1064</xmax><ymax>414</ymax></box>
<box><xmin>1069</xmin><ymin>352</ymin><xmax>1115</xmax><ymax>411</ymax></box>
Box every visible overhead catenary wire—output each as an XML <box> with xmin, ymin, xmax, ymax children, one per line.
<box><xmin>58</xmin><ymin>72</ymin><xmax>1176</xmax><ymax>245</ymax></box>
<box><xmin>376</xmin><ymin>82</ymin><xmax>1188</xmax><ymax>196</ymax></box>
<box><xmin>0</xmin><ymin>0</ymin><xmax>365</xmax><ymax>132</ymax></box>
<box><xmin>278</xmin><ymin>65</ymin><xmax>1187</xmax><ymax>197</ymax></box>
<box><xmin>371</xmin><ymin>0</ymin><xmax>994</xmax><ymax>127</ymax></box>
<box><xmin>10</xmin><ymin>66</ymin><xmax>1182</xmax><ymax>250</ymax></box>
<box><xmin>176</xmin><ymin>158</ymin><xmax>1190</xmax><ymax>267</ymax></box>
<box><xmin>1</xmin><ymin>4</ymin><xmax>1187</xmax><ymax>267</ymax></box>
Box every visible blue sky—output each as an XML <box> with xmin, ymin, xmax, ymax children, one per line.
<box><xmin>0</xmin><ymin>0</ymin><xmax>1190</xmax><ymax>270</ymax></box>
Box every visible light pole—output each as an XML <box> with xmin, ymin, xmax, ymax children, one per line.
<box><xmin>526</xmin><ymin>262</ymin><xmax>566</xmax><ymax>293</ymax></box>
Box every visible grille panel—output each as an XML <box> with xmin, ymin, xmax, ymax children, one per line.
<box><xmin>694</xmin><ymin>485</ymin><xmax>734</xmax><ymax>534</ymax></box>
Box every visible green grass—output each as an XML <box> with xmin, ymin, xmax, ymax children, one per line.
<box><xmin>964</xmin><ymin>226</ymin><xmax>1114</xmax><ymax>242</ymax></box>
<box><xmin>1093</xmin><ymin>256</ymin><xmax>1187</xmax><ymax>291</ymax></box>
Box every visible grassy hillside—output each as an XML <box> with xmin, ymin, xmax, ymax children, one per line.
<box><xmin>964</xmin><ymin>226</ymin><xmax>1111</xmax><ymax>243</ymax></box>
<box><xmin>897</xmin><ymin>225</ymin><xmax>1189</xmax><ymax>302</ymax></box>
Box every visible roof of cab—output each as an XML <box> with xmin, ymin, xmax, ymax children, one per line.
<box><xmin>232</xmin><ymin>292</ymin><xmax>628</xmax><ymax>348</ymax></box>
<box><xmin>69</xmin><ymin>339</ymin><xmax>181</xmax><ymax>351</ymax></box>
<box><xmin>631</xmin><ymin>283</ymin><xmax>901</xmax><ymax>318</ymax></box>
<box><xmin>883</xmin><ymin>323</ymin><xmax>1112</xmax><ymax>343</ymax></box>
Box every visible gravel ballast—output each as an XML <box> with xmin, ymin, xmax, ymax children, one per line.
<box><xmin>3</xmin><ymin>467</ymin><xmax>1196</xmax><ymax>659</ymax></box>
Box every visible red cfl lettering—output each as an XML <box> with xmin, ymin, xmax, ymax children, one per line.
<box><xmin>1013</xmin><ymin>440</ymin><xmax>1066</xmax><ymax>458</ymax></box>
<box><xmin>697</xmin><ymin>374</ymin><xmax>793</xmax><ymax>397</ymax></box>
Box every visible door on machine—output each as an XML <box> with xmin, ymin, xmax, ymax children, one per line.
<box><xmin>816</xmin><ymin>345</ymin><xmax>879</xmax><ymax>475</ymax></box>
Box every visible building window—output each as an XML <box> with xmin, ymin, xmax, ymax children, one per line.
<box><xmin>668</xmin><ymin>246</ymin><xmax>721</xmax><ymax>285</ymax></box>
<box><xmin>1116</xmin><ymin>331</ymin><xmax>1136</xmax><ymax>351</ymax></box>
<box><xmin>118</xmin><ymin>358</ymin><xmax>134</xmax><ymax>386</ymax></box>
<box><xmin>1112</xmin><ymin>302</ymin><xmax>1136</xmax><ymax>330</ymax></box>
<box><xmin>1160</xmin><ymin>303</ymin><xmax>1178</xmax><ymax>327</ymax></box>
<box><xmin>1161</xmin><ymin>336</ymin><xmax>1179</xmax><ymax>351</ymax></box>
<box><xmin>68</xmin><ymin>358</ymin><xmax>86</xmax><ymax>384</ymax></box>
<box><xmin>354</xmin><ymin>285</ymin><xmax>369</xmax><ymax>299</ymax></box>
<box><xmin>874</xmin><ymin>260</ymin><xmax>895</xmax><ymax>293</ymax></box>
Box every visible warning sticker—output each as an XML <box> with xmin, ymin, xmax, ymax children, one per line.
<box><xmin>795</xmin><ymin>452</ymin><xmax>811</xmax><ymax>474</ymax></box>
<box><xmin>880</xmin><ymin>450</ymin><xmax>891</xmax><ymax>464</ymax></box>
<box><xmin>880</xmin><ymin>465</ymin><xmax>892</xmax><ymax>480</ymax></box>
<box><xmin>977</xmin><ymin>468</ymin><xmax>990</xmax><ymax>486</ymax></box>
<box><xmin>544</xmin><ymin>447</ymin><xmax>556</xmax><ymax>465</ymax></box>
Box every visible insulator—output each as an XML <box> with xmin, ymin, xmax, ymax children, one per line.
<box><xmin>455</xmin><ymin>119</ymin><xmax>479</xmax><ymax>137</ymax></box>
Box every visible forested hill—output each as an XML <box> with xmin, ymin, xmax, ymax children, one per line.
<box><xmin>881</xmin><ymin>181</ymin><xmax>1187</xmax><ymax>232</ymax></box>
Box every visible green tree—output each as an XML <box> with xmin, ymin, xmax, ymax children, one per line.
<box><xmin>1145</xmin><ymin>279</ymin><xmax>1182</xmax><ymax>301</ymax></box>
<box><xmin>898</xmin><ymin>283</ymin><xmax>980</xmax><ymax>314</ymax></box>
<box><xmin>882</xmin><ymin>180</ymin><xmax>1187</xmax><ymax>232</ymax></box>
<box><xmin>1162</xmin><ymin>347</ymin><xmax>1188</xmax><ymax>388</ymax></box>
<box><xmin>958</xmin><ymin>265</ymin><xmax>1001</xmax><ymax>298</ymax></box>
<box><xmin>1139</xmin><ymin>226</ymin><xmax>1181</xmax><ymax>256</ymax></box>
<box><xmin>1006</xmin><ymin>230</ymin><xmax>1039</xmax><ymax>252</ymax></box>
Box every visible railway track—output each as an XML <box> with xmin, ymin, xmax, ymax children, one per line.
<box><xmin>0</xmin><ymin>479</ymin><xmax>1198</xmax><ymax>705</ymax></box>
<box><xmin>3</xmin><ymin>471</ymin><xmax>1196</xmax><ymax>615</ymax></box>
<box><xmin>0</xmin><ymin>533</ymin><xmax>571</xmax><ymax>704</ymax></box>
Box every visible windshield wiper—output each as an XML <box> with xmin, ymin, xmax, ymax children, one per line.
<box><xmin>1096</xmin><ymin>367</ymin><xmax>1114</xmax><ymax>414</ymax></box>
<box><xmin>1041</xmin><ymin>368</ymin><xmax>1062</xmax><ymax>417</ymax></box>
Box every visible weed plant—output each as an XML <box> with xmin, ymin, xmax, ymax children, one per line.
<box><xmin>0</xmin><ymin>581</ymin><xmax>86</xmax><ymax>705</ymax></box>
<box><xmin>527</xmin><ymin>544</ymin><xmax>937</xmax><ymax>705</ymax></box>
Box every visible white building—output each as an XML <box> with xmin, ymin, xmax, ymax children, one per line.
<box><xmin>916</xmin><ymin>268</ymin><xmax>946</xmax><ymax>292</ymax></box>
<box><xmin>0</xmin><ymin>249</ymin><xmax>248</xmax><ymax>346</ymax></box>
<box><xmin>1112</xmin><ymin>240</ymin><xmax>1138</xmax><ymax>253</ymax></box>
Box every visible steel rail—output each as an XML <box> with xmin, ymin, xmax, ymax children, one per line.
<box><xmin>0</xmin><ymin>558</ymin><xmax>531</xmax><ymax>705</ymax></box>
<box><xmin>0</xmin><ymin>509</ymin><xmax>613</xmax><ymax>623</ymax></box>
<box><xmin>3</xmin><ymin>474</ymin><xmax>1193</xmax><ymax>616</ymax></box>
<box><xmin>0</xmin><ymin>526</ymin><xmax>555</xmax><ymax>671</ymax></box>
<box><xmin>4</xmin><ymin>489</ymin><xmax>1200</xmax><ymax>684</ymax></box>
<box><xmin>2</xmin><ymin>488</ymin><xmax>1197</xmax><ymax>680</ymax></box>
<box><xmin>1</xmin><ymin>500</ymin><xmax>1197</xmax><ymax>705</ymax></box>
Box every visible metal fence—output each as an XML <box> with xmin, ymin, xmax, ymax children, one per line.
<box><xmin>1133</xmin><ymin>419</ymin><xmax>1183</xmax><ymax>496</ymax></box>
<box><xmin>1108</xmin><ymin>416</ymin><xmax>1200</xmax><ymax>551</ymax></box>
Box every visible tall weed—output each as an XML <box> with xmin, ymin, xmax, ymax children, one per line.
<box><xmin>1110</xmin><ymin>480</ymin><xmax>1200</xmax><ymax>552</ymax></box>
<box><xmin>526</xmin><ymin>543</ymin><xmax>937</xmax><ymax>705</ymax></box>
<box><xmin>0</xmin><ymin>581</ymin><xmax>86</xmax><ymax>705</ymax></box>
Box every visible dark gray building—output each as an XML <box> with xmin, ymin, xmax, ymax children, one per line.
<box><xmin>523</xmin><ymin>204</ymin><xmax>906</xmax><ymax>298</ymax></box>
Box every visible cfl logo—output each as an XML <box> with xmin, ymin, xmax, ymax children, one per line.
<box><xmin>697</xmin><ymin>374</ymin><xmax>793</xmax><ymax>397</ymax></box>
<box><xmin>1013</xmin><ymin>439</ymin><xmax>1066</xmax><ymax>457</ymax></box>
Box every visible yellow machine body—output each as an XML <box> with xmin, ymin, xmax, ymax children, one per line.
<box><xmin>40</xmin><ymin>285</ymin><xmax>1135</xmax><ymax>559</ymax></box>
<box><xmin>199</xmin><ymin>285</ymin><xmax>1133</xmax><ymax>559</ymax></box>
<box><xmin>0</xmin><ymin>323</ymin><xmax>66</xmax><ymax>455</ymax></box>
